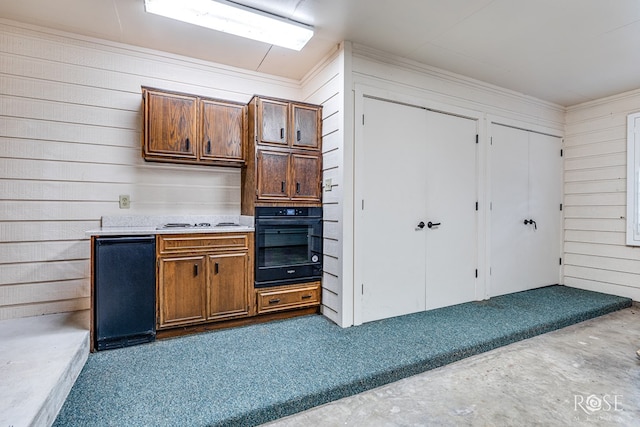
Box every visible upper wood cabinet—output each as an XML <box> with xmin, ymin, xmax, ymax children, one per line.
<box><xmin>292</xmin><ymin>104</ymin><xmax>320</xmax><ymax>150</ymax></box>
<box><xmin>242</xmin><ymin>96</ymin><xmax>322</xmax><ymax>213</ymax></box>
<box><xmin>144</xmin><ymin>90</ymin><xmax>198</xmax><ymax>160</ymax></box>
<box><xmin>259</xmin><ymin>98</ymin><xmax>289</xmax><ymax>146</ymax></box>
<box><xmin>142</xmin><ymin>87</ymin><xmax>247</xmax><ymax>167</ymax></box>
<box><xmin>200</xmin><ymin>99</ymin><xmax>245</xmax><ymax>163</ymax></box>
<box><xmin>256</xmin><ymin>97</ymin><xmax>321</xmax><ymax>150</ymax></box>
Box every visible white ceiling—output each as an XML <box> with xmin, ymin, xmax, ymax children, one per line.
<box><xmin>2</xmin><ymin>0</ymin><xmax>640</xmax><ymax>106</ymax></box>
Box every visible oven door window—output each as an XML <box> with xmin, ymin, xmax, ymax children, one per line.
<box><xmin>257</xmin><ymin>224</ymin><xmax>319</xmax><ymax>268</ymax></box>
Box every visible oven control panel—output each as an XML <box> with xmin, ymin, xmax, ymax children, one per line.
<box><xmin>277</xmin><ymin>208</ymin><xmax>304</xmax><ymax>216</ymax></box>
<box><xmin>255</xmin><ymin>206</ymin><xmax>322</xmax><ymax>218</ymax></box>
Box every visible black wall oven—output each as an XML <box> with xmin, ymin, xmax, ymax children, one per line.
<box><xmin>254</xmin><ymin>206</ymin><xmax>322</xmax><ymax>288</ymax></box>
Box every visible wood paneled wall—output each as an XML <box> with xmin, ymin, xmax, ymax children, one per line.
<box><xmin>0</xmin><ymin>20</ymin><xmax>302</xmax><ymax>320</ymax></box>
<box><xmin>564</xmin><ymin>89</ymin><xmax>640</xmax><ymax>302</ymax></box>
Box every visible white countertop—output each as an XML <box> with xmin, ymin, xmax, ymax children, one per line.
<box><xmin>85</xmin><ymin>215</ymin><xmax>254</xmax><ymax>237</ymax></box>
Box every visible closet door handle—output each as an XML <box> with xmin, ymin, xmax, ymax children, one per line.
<box><xmin>296</xmin><ymin>182</ymin><xmax>301</xmax><ymax>194</ymax></box>
<box><xmin>206</xmin><ymin>140</ymin><xmax>211</xmax><ymax>154</ymax></box>
<box><xmin>297</xmin><ymin>130</ymin><xmax>301</xmax><ymax>141</ymax></box>
<box><xmin>185</xmin><ymin>138</ymin><xmax>190</xmax><ymax>152</ymax></box>
<box><xmin>281</xmin><ymin>181</ymin><xmax>286</xmax><ymax>193</ymax></box>
<box><xmin>214</xmin><ymin>262</ymin><xmax>219</xmax><ymax>274</ymax></box>
<box><xmin>280</xmin><ymin>128</ymin><xmax>285</xmax><ymax>140</ymax></box>
<box><xmin>194</xmin><ymin>264</ymin><xmax>199</xmax><ymax>276</ymax></box>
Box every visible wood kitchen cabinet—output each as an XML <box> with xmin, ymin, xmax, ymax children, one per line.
<box><xmin>156</xmin><ymin>233</ymin><xmax>253</xmax><ymax>330</ymax></box>
<box><xmin>256</xmin><ymin>281</ymin><xmax>321</xmax><ymax>314</ymax></box>
<box><xmin>142</xmin><ymin>87</ymin><xmax>247</xmax><ymax>167</ymax></box>
<box><xmin>200</xmin><ymin>98</ymin><xmax>245</xmax><ymax>164</ymax></box>
<box><xmin>143</xmin><ymin>89</ymin><xmax>198</xmax><ymax>160</ymax></box>
<box><xmin>158</xmin><ymin>255</ymin><xmax>207</xmax><ymax>328</ymax></box>
<box><xmin>242</xmin><ymin>96</ymin><xmax>322</xmax><ymax>213</ymax></box>
<box><xmin>207</xmin><ymin>252</ymin><xmax>248</xmax><ymax>320</ymax></box>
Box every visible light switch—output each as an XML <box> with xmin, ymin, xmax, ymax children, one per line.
<box><xmin>324</xmin><ymin>179</ymin><xmax>332</xmax><ymax>192</ymax></box>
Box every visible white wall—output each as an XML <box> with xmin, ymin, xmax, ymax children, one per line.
<box><xmin>564</xmin><ymin>89</ymin><xmax>640</xmax><ymax>302</ymax></box>
<box><xmin>0</xmin><ymin>19</ymin><xmax>302</xmax><ymax>320</ymax></box>
<box><xmin>300</xmin><ymin>44</ymin><xmax>346</xmax><ymax>325</ymax></box>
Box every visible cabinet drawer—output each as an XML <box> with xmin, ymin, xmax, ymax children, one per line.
<box><xmin>158</xmin><ymin>233</ymin><xmax>249</xmax><ymax>254</ymax></box>
<box><xmin>256</xmin><ymin>282</ymin><xmax>321</xmax><ymax>314</ymax></box>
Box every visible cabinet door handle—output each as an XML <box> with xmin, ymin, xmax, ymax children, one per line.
<box><xmin>296</xmin><ymin>182</ymin><xmax>301</xmax><ymax>194</ymax></box>
<box><xmin>194</xmin><ymin>263</ymin><xmax>199</xmax><ymax>276</ymax></box>
<box><xmin>214</xmin><ymin>262</ymin><xmax>219</xmax><ymax>274</ymax></box>
<box><xmin>268</xmin><ymin>298</ymin><xmax>281</xmax><ymax>304</ymax></box>
<box><xmin>281</xmin><ymin>181</ymin><xmax>286</xmax><ymax>193</ymax></box>
<box><xmin>185</xmin><ymin>138</ymin><xmax>190</xmax><ymax>152</ymax></box>
<box><xmin>280</xmin><ymin>128</ymin><xmax>285</xmax><ymax>140</ymax></box>
<box><xmin>297</xmin><ymin>130</ymin><xmax>301</xmax><ymax>141</ymax></box>
<box><xmin>207</xmin><ymin>140</ymin><xmax>211</xmax><ymax>154</ymax></box>
<box><xmin>301</xmin><ymin>294</ymin><xmax>312</xmax><ymax>300</ymax></box>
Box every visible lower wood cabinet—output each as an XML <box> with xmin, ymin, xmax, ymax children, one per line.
<box><xmin>256</xmin><ymin>282</ymin><xmax>321</xmax><ymax>314</ymax></box>
<box><xmin>156</xmin><ymin>232</ymin><xmax>321</xmax><ymax>333</ymax></box>
<box><xmin>158</xmin><ymin>255</ymin><xmax>207</xmax><ymax>328</ymax></box>
<box><xmin>157</xmin><ymin>233</ymin><xmax>253</xmax><ymax>330</ymax></box>
<box><xmin>208</xmin><ymin>252</ymin><xmax>248</xmax><ymax>320</ymax></box>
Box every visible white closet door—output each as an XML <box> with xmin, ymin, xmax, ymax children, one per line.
<box><xmin>359</xmin><ymin>97</ymin><xmax>429</xmax><ymax>323</ymax></box>
<box><xmin>424</xmin><ymin>111</ymin><xmax>478</xmax><ymax>309</ymax></box>
<box><xmin>528</xmin><ymin>131</ymin><xmax>562</xmax><ymax>285</ymax></box>
<box><xmin>490</xmin><ymin>124</ymin><xmax>561</xmax><ymax>296</ymax></box>
<box><xmin>490</xmin><ymin>124</ymin><xmax>531</xmax><ymax>296</ymax></box>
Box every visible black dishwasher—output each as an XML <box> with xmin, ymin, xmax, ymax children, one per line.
<box><xmin>94</xmin><ymin>236</ymin><xmax>156</xmax><ymax>350</ymax></box>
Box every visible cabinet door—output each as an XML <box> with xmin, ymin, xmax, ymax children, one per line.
<box><xmin>291</xmin><ymin>153</ymin><xmax>321</xmax><ymax>201</ymax></box>
<box><xmin>158</xmin><ymin>255</ymin><xmax>206</xmax><ymax>328</ymax></box>
<box><xmin>145</xmin><ymin>90</ymin><xmax>197</xmax><ymax>159</ymax></box>
<box><xmin>257</xmin><ymin>149</ymin><xmax>290</xmax><ymax>200</ymax></box>
<box><xmin>292</xmin><ymin>104</ymin><xmax>320</xmax><ymax>150</ymax></box>
<box><xmin>200</xmin><ymin>99</ymin><xmax>245</xmax><ymax>164</ymax></box>
<box><xmin>208</xmin><ymin>252</ymin><xmax>249</xmax><ymax>319</ymax></box>
<box><xmin>259</xmin><ymin>99</ymin><xmax>289</xmax><ymax>146</ymax></box>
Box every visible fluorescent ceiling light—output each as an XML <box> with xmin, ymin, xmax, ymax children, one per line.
<box><xmin>144</xmin><ymin>0</ymin><xmax>314</xmax><ymax>51</ymax></box>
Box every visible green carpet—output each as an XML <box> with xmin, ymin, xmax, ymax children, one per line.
<box><xmin>53</xmin><ymin>285</ymin><xmax>631</xmax><ymax>426</ymax></box>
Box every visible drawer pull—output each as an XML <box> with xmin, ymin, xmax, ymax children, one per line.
<box><xmin>268</xmin><ymin>298</ymin><xmax>281</xmax><ymax>304</ymax></box>
<box><xmin>301</xmin><ymin>294</ymin><xmax>312</xmax><ymax>299</ymax></box>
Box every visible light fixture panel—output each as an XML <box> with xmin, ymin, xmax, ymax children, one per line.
<box><xmin>144</xmin><ymin>0</ymin><xmax>314</xmax><ymax>51</ymax></box>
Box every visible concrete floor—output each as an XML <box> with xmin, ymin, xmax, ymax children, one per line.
<box><xmin>0</xmin><ymin>311</ymin><xmax>89</xmax><ymax>427</ymax></box>
<box><xmin>263</xmin><ymin>305</ymin><xmax>640</xmax><ymax>426</ymax></box>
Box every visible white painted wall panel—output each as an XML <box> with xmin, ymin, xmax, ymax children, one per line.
<box><xmin>301</xmin><ymin>46</ymin><xmax>345</xmax><ymax>322</ymax></box>
<box><xmin>564</xmin><ymin>89</ymin><xmax>640</xmax><ymax>301</ymax></box>
<box><xmin>0</xmin><ymin>20</ymin><xmax>302</xmax><ymax>320</ymax></box>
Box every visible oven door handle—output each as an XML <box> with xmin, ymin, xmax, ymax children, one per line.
<box><xmin>256</xmin><ymin>218</ymin><xmax>321</xmax><ymax>226</ymax></box>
